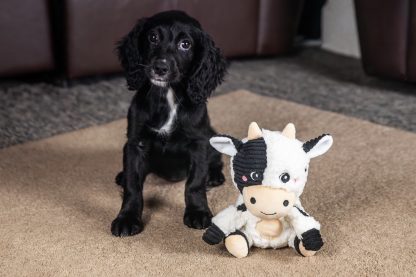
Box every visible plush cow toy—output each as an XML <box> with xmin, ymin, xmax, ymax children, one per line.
<box><xmin>202</xmin><ymin>122</ymin><xmax>333</xmax><ymax>258</ymax></box>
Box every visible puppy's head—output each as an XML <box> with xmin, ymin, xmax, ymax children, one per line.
<box><xmin>117</xmin><ymin>10</ymin><xmax>227</xmax><ymax>104</ymax></box>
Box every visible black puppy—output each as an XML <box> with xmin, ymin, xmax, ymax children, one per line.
<box><xmin>111</xmin><ymin>11</ymin><xmax>227</xmax><ymax>236</ymax></box>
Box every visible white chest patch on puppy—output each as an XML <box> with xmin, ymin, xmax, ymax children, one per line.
<box><xmin>154</xmin><ymin>88</ymin><xmax>178</xmax><ymax>135</ymax></box>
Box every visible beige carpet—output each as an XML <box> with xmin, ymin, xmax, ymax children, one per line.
<box><xmin>0</xmin><ymin>90</ymin><xmax>415</xmax><ymax>276</ymax></box>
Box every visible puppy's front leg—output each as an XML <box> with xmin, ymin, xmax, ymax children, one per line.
<box><xmin>111</xmin><ymin>140</ymin><xmax>149</xmax><ymax>236</ymax></box>
<box><xmin>184</xmin><ymin>142</ymin><xmax>212</xmax><ymax>229</ymax></box>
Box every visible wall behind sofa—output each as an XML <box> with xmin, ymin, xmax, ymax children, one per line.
<box><xmin>321</xmin><ymin>0</ymin><xmax>360</xmax><ymax>58</ymax></box>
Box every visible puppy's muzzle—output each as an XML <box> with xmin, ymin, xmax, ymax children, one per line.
<box><xmin>152</xmin><ymin>59</ymin><xmax>170</xmax><ymax>78</ymax></box>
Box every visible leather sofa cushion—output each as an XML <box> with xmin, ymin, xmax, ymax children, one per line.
<box><xmin>62</xmin><ymin>0</ymin><xmax>303</xmax><ymax>78</ymax></box>
<box><xmin>355</xmin><ymin>0</ymin><xmax>409</xmax><ymax>80</ymax></box>
<box><xmin>0</xmin><ymin>0</ymin><xmax>54</xmax><ymax>76</ymax></box>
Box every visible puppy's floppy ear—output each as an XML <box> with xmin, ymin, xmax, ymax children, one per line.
<box><xmin>187</xmin><ymin>31</ymin><xmax>227</xmax><ymax>104</ymax></box>
<box><xmin>117</xmin><ymin>18</ymin><xmax>147</xmax><ymax>91</ymax></box>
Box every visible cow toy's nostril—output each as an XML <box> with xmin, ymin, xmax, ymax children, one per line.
<box><xmin>283</xmin><ymin>200</ymin><xmax>289</xmax><ymax>207</ymax></box>
<box><xmin>250</xmin><ymin>197</ymin><xmax>256</xmax><ymax>204</ymax></box>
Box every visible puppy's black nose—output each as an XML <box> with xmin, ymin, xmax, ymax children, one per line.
<box><xmin>153</xmin><ymin>59</ymin><xmax>169</xmax><ymax>76</ymax></box>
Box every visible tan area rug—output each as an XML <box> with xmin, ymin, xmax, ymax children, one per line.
<box><xmin>1</xmin><ymin>90</ymin><xmax>415</xmax><ymax>276</ymax></box>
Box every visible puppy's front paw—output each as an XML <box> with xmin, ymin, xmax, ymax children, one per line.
<box><xmin>183</xmin><ymin>209</ymin><xmax>212</xmax><ymax>229</ymax></box>
<box><xmin>111</xmin><ymin>214</ymin><xmax>144</xmax><ymax>237</ymax></box>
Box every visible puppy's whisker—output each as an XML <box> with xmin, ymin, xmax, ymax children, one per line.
<box><xmin>130</xmin><ymin>64</ymin><xmax>150</xmax><ymax>74</ymax></box>
<box><xmin>130</xmin><ymin>68</ymin><xmax>143</xmax><ymax>74</ymax></box>
<box><xmin>137</xmin><ymin>63</ymin><xmax>150</xmax><ymax>68</ymax></box>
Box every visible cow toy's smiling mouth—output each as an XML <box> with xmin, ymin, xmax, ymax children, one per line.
<box><xmin>260</xmin><ymin>211</ymin><xmax>277</xmax><ymax>216</ymax></box>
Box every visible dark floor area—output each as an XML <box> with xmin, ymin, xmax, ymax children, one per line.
<box><xmin>1</xmin><ymin>48</ymin><xmax>415</xmax><ymax>148</ymax></box>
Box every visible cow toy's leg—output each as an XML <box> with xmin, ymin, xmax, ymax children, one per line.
<box><xmin>288</xmin><ymin>231</ymin><xmax>320</xmax><ymax>257</ymax></box>
<box><xmin>287</xmin><ymin>205</ymin><xmax>323</xmax><ymax>257</ymax></box>
<box><xmin>224</xmin><ymin>230</ymin><xmax>252</xmax><ymax>258</ymax></box>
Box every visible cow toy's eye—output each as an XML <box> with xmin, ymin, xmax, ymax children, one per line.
<box><xmin>250</xmin><ymin>171</ymin><xmax>260</xmax><ymax>181</ymax></box>
<box><xmin>280</xmin><ymin>173</ymin><xmax>290</xmax><ymax>183</ymax></box>
<box><xmin>305</xmin><ymin>167</ymin><xmax>308</xmax><ymax>172</ymax></box>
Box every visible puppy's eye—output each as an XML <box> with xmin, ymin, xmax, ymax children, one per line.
<box><xmin>280</xmin><ymin>173</ymin><xmax>290</xmax><ymax>183</ymax></box>
<box><xmin>178</xmin><ymin>39</ymin><xmax>192</xmax><ymax>51</ymax></box>
<box><xmin>149</xmin><ymin>32</ymin><xmax>159</xmax><ymax>44</ymax></box>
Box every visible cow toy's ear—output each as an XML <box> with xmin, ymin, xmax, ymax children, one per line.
<box><xmin>303</xmin><ymin>134</ymin><xmax>333</xmax><ymax>158</ymax></box>
<box><xmin>210</xmin><ymin>135</ymin><xmax>242</xmax><ymax>156</ymax></box>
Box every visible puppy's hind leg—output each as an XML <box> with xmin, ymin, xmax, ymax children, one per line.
<box><xmin>115</xmin><ymin>171</ymin><xmax>124</xmax><ymax>186</ymax></box>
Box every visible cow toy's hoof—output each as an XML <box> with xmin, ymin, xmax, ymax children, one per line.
<box><xmin>299</xmin><ymin>241</ymin><xmax>317</xmax><ymax>257</ymax></box>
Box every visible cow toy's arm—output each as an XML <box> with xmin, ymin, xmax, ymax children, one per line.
<box><xmin>287</xmin><ymin>203</ymin><xmax>324</xmax><ymax>256</ymax></box>
<box><xmin>202</xmin><ymin>205</ymin><xmax>247</xmax><ymax>245</ymax></box>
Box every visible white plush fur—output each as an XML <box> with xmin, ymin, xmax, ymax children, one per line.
<box><xmin>212</xmin><ymin>205</ymin><xmax>245</xmax><ymax>236</ymax></box>
<box><xmin>288</xmin><ymin>207</ymin><xmax>320</xmax><ymax>236</ymax></box>
<box><xmin>262</xmin><ymin>129</ymin><xmax>310</xmax><ymax>197</ymax></box>
<box><xmin>210</xmin><ymin>124</ymin><xmax>332</xmax><ymax>255</ymax></box>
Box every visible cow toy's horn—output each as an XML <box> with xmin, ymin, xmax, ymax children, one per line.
<box><xmin>247</xmin><ymin>122</ymin><xmax>262</xmax><ymax>140</ymax></box>
<box><xmin>282</xmin><ymin>123</ymin><xmax>296</xmax><ymax>139</ymax></box>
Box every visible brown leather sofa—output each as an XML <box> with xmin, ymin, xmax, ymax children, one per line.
<box><xmin>0</xmin><ymin>0</ymin><xmax>303</xmax><ymax>78</ymax></box>
<box><xmin>61</xmin><ymin>0</ymin><xmax>303</xmax><ymax>78</ymax></box>
<box><xmin>0</xmin><ymin>0</ymin><xmax>54</xmax><ymax>77</ymax></box>
<box><xmin>355</xmin><ymin>0</ymin><xmax>416</xmax><ymax>81</ymax></box>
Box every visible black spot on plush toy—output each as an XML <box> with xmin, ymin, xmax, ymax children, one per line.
<box><xmin>203</xmin><ymin>122</ymin><xmax>333</xmax><ymax>258</ymax></box>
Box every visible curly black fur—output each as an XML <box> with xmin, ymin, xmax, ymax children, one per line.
<box><xmin>185</xmin><ymin>30</ymin><xmax>227</xmax><ymax>104</ymax></box>
<box><xmin>117</xmin><ymin>18</ymin><xmax>147</xmax><ymax>91</ymax></box>
<box><xmin>111</xmin><ymin>11</ymin><xmax>227</xmax><ymax>237</ymax></box>
<box><xmin>117</xmin><ymin>10</ymin><xmax>227</xmax><ymax>104</ymax></box>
